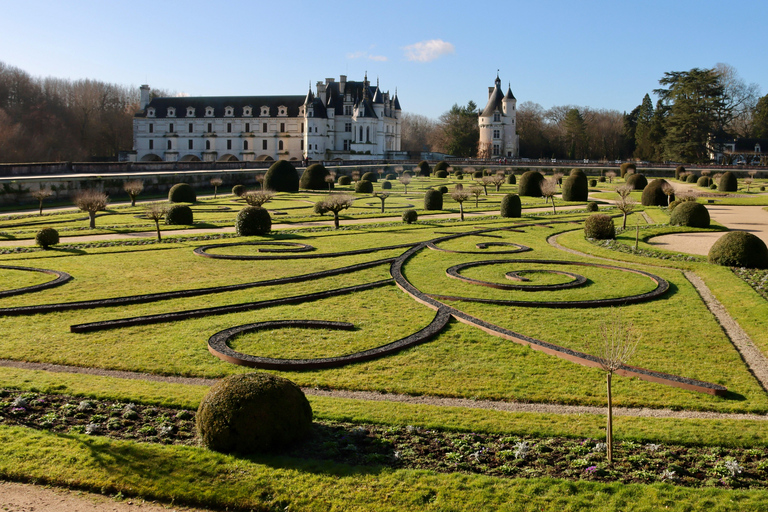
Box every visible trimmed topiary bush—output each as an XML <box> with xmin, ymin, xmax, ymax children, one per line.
<box><xmin>165</xmin><ymin>205</ymin><xmax>193</xmax><ymax>225</ymax></box>
<box><xmin>338</xmin><ymin>175</ymin><xmax>352</xmax><ymax>186</ymax></box>
<box><xmin>586</xmin><ymin>201</ymin><xmax>598</xmax><ymax>212</ymax></box>
<box><xmin>718</xmin><ymin>171</ymin><xmax>738</xmax><ymax>192</ymax></box>
<box><xmin>385</xmin><ymin>173</ymin><xmax>397</xmax><ymax>180</ymax></box>
<box><xmin>355</xmin><ymin>180</ymin><xmax>373</xmax><ymax>193</ymax></box>
<box><xmin>434</xmin><ymin>161</ymin><xmax>449</xmax><ymax>172</ymax></box>
<box><xmin>570</xmin><ymin>168</ymin><xmax>586</xmax><ymax>178</ymax></box>
<box><xmin>455</xmin><ymin>171</ymin><xmax>464</xmax><ymax>180</ymax></box>
<box><xmin>619</xmin><ymin>163</ymin><xmax>636</xmax><ymax>178</ymax></box>
<box><xmin>708</xmin><ymin>231</ymin><xmax>768</xmax><ymax>269</ymax></box>
<box><xmin>584</xmin><ymin>214</ymin><xmax>615</xmax><ymax>240</ymax></box>
<box><xmin>599</xmin><ymin>176</ymin><xmax>606</xmax><ymax>182</ymax></box>
<box><xmin>668</xmin><ymin>196</ymin><xmax>696</xmax><ymax>212</ymax></box>
<box><xmin>507</xmin><ymin>174</ymin><xmax>516</xmax><ymax>185</ymax></box>
<box><xmin>437</xmin><ymin>185</ymin><xmax>448</xmax><ymax>194</ymax></box>
<box><xmin>762</xmin><ymin>186</ymin><xmax>766</xmax><ymax>192</ymax></box>
<box><xmin>562</xmin><ymin>174</ymin><xmax>588</xmax><ymax>201</ymax></box>
<box><xmin>361</xmin><ymin>171</ymin><xmax>377</xmax><ymax>183</ymax></box>
<box><xmin>196</xmin><ymin>373</ymin><xmax>311</xmax><ymax>454</ymax></box>
<box><xmin>675</xmin><ymin>165</ymin><xmax>686</xmax><ymax>180</ymax></box>
<box><xmin>641</xmin><ymin>179</ymin><xmax>672</xmax><ymax>206</ymax></box>
<box><xmin>686</xmin><ymin>173</ymin><xmax>698</xmax><ymax>183</ymax></box>
<box><xmin>424</xmin><ymin>189</ymin><xmax>443</xmax><ymax>210</ymax></box>
<box><xmin>697</xmin><ymin>176</ymin><xmax>712</xmax><ymax>188</ymax></box>
<box><xmin>473</xmin><ymin>170</ymin><xmax>484</xmax><ymax>179</ymax></box>
<box><xmin>417</xmin><ymin>161</ymin><xmax>431</xmax><ymax>176</ymax></box>
<box><xmin>232</xmin><ymin>184</ymin><xmax>246</xmax><ymax>197</ymax></box>
<box><xmin>402</xmin><ymin>209</ymin><xmax>418</xmax><ymax>223</ymax></box>
<box><xmin>626</xmin><ymin>173</ymin><xmax>648</xmax><ymax>191</ymax></box>
<box><xmin>500</xmin><ymin>194</ymin><xmax>521</xmax><ymax>218</ymax></box>
<box><xmin>670</xmin><ymin>201</ymin><xmax>710</xmax><ymax>228</ymax></box>
<box><xmin>435</xmin><ymin>169</ymin><xmax>448</xmax><ymax>179</ymax></box>
<box><xmin>168</xmin><ymin>183</ymin><xmax>196</xmax><ymax>203</ymax></box>
<box><xmin>235</xmin><ymin>206</ymin><xmax>271</xmax><ymax>236</ymax></box>
<box><xmin>518</xmin><ymin>170</ymin><xmax>545</xmax><ymax>197</ymax></box>
<box><xmin>381</xmin><ymin>180</ymin><xmax>392</xmax><ymax>190</ymax></box>
<box><xmin>35</xmin><ymin>227</ymin><xmax>59</xmax><ymax>249</ymax></box>
<box><xmin>710</xmin><ymin>183</ymin><xmax>718</xmax><ymax>189</ymax></box>
<box><xmin>299</xmin><ymin>163</ymin><xmax>331</xmax><ymax>190</ymax></box>
<box><xmin>264</xmin><ymin>160</ymin><xmax>299</xmax><ymax>192</ymax></box>
<box><xmin>589</xmin><ymin>179</ymin><xmax>597</xmax><ymax>187</ymax></box>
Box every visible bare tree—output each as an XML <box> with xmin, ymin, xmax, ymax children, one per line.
<box><xmin>661</xmin><ymin>181</ymin><xmax>675</xmax><ymax>206</ymax></box>
<box><xmin>479</xmin><ymin>176</ymin><xmax>495</xmax><ymax>195</ymax></box>
<box><xmin>552</xmin><ymin>172</ymin><xmax>564</xmax><ymax>189</ymax></box>
<box><xmin>450</xmin><ymin>188</ymin><xmax>471</xmax><ymax>221</ymax></box>
<box><xmin>255</xmin><ymin>174</ymin><xmax>265</xmax><ymax>189</ymax></box>
<box><xmin>243</xmin><ymin>190</ymin><xmax>274</xmax><ymax>208</ymax></box>
<box><xmin>210</xmin><ymin>178</ymin><xmax>223</xmax><ymax>199</ymax></box>
<box><xmin>745</xmin><ymin>178</ymin><xmax>754</xmax><ymax>192</ymax></box>
<box><xmin>400</xmin><ymin>112</ymin><xmax>437</xmax><ymax>152</ymax></box>
<box><xmin>615</xmin><ymin>185</ymin><xmax>635</xmax><ymax>229</ymax></box>
<box><xmin>540</xmin><ymin>178</ymin><xmax>558</xmax><ymax>214</ymax></box>
<box><xmin>469</xmin><ymin>186</ymin><xmax>483</xmax><ymax>207</ymax></box>
<box><xmin>316</xmin><ymin>194</ymin><xmax>355</xmax><ymax>229</ymax></box>
<box><xmin>123</xmin><ymin>180</ymin><xmax>144</xmax><ymax>207</ymax></box>
<box><xmin>605</xmin><ymin>171</ymin><xmax>616</xmax><ymax>184</ymax></box>
<box><xmin>398</xmin><ymin>174</ymin><xmax>412</xmax><ymax>194</ymax></box>
<box><xmin>748</xmin><ymin>170</ymin><xmax>757</xmax><ymax>179</ymax></box>
<box><xmin>73</xmin><ymin>189</ymin><xmax>108</xmax><ymax>229</ymax></box>
<box><xmin>373</xmin><ymin>191</ymin><xmax>390</xmax><ymax>213</ymax></box>
<box><xmin>325</xmin><ymin>174</ymin><xmax>335</xmax><ymax>192</ymax></box>
<box><xmin>490</xmin><ymin>172</ymin><xmax>506</xmax><ymax>192</ymax></box>
<box><xmin>584</xmin><ymin>309</ymin><xmax>640</xmax><ymax>465</ymax></box>
<box><xmin>145</xmin><ymin>202</ymin><xmax>168</xmax><ymax>241</ymax></box>
<box><xmin>30</xmin><ymin>187</ymin><xmax>53</xmax><ymax>215</ymax></box>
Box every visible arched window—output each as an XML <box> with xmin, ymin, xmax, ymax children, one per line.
<box><xmin>366</xmin><ymin>126</ymin><xmax>370</xmax><ymax>142</ymax></box>
<box><xmin>244</xmin><ymin>140</ymin><xmax>249</xmax><ymax>150</ymax></box>
<box><xmin>206</xmin><ymin>140</ymin><xmax>210</xmax><ymax>150</ymax></box>
<box><xmin>167</xmin><ymin>140</ymin><xmax>172</xmax><ymax>150</ymax></box>
<box><xmin>278</xmin><ymin>140</ymin><xmax>284</xmax><ymax>150</ymax></box>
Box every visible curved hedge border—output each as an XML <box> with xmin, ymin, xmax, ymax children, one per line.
<box><xmin>426</xmin><ymin>242</ymin><xmax>532</xmax><ymax>255</ymax></box>
<box><xmin>194</xmin><ymin>242</ymin><xmax>418</xmax><ymax>260</ymax></box>
<box><xmin>446</xmin><ymin>260</ymin><xmax>587</xmax><ymax>291</ymax></box>
<box><xmin>0</xmin><ymin>265</ymin><xmax>72</xmax><ymax>298</ymax></box>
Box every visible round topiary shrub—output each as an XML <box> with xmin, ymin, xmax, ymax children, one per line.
<box><xmin>562</xmin><ymin>174</ymin><xmax>588</xmax><ymax>201</ymax></box>
<box><xmin>424</xmin><ymin>189</ymin><xmax>443</xmax><ymax>210</ymax></box>
<box><xmin>500</xmin><ymin>194</ymin><xmax>521</xmax><ymax>218</ymax></box>
<box><xmin>355</xmin><ymin>180</ymin><xmax>373</xmax><ymax>193</ymax></box>
<box><xmin>675</xmin><ymin>165</ymin><xmax>686</xmax><ymax>180</ymax></box>
<box><xmin>589</xmin><ymin>179</ymin><xmax>597</xmax><ymax>187</ymax></box>
<box><xmin>570</xmin><ymin>168</ymin><xmax>586</xmax><ymax>178</ymax></box>
<box><xmin>168</xmin><ymin>183</ymin><xmax>196</xmax><ymax>203</ymax></box>
<box><xmin>435</xmin><ymin>169</ymin><xmax>448</xmax><ymax>179</ymax></box>
<box><xmin>455</xmin><ymin>171</ymin><xmax>464</xmax><ymax>180</ymax></box>
<box><xmin>584</xmin><ymin>214</ymin><xmax>615</xmax><ymax>240</ymax></box>
<box><xmin>196</xmin><ymin>373</ymin><xmax>312</xmax><ymax>454</ymax></box>
<box><xmin>626</xmin><ymin>173</ymin><xmax>648</xmax><ymax>191</ymax></box>
<box><xmin>434</xmin><ymin>161</ymin><xmax>449</xmax><ymax>172</ymax></box>
<box><xmin>299</xmin><ymin>163</ymin><xmax>331</xmax><ymax>190</ymax></box>
<box><xmin>710</xmin><ymin>183</ymin><xmax>718</xmax><ymax>189</ymax></box>
<box><xmin>670</xmin><ymin>201</ymin><xmax>710</xmax><ymax>228</ymax></box>
<box><xmin>708</xmin><ymin>231</ymin><xmax>768</xmax><ymax>269</ymax></box>
<box><xmin>507</xmin><ymin>174</ymin><xmax>516</xmax><ymax>185</ymax></box>
<box><xmin>437</xmin><ymin>185</ymin><xmax>448</xmax><ymax>194</ymax></box>
<box><xmin>718</xmin><ymin>171</ymin><xmax>738</xmax><ymax>192</ymax></box>
<box><xmin>232</xmin><ymin>184</ymin><xmax>246</xmax><ymax>197</ymax></box>
<box><xmin>381</xmin><ymin>180</ymin><xmax>392</xmax><ymax>190</ymax></box>
<box><xmin>402</xmin><ymin>209</ymin><xmax>418</xmax><ymax>224</ymax></box>
<box><xmin>264</xmin><ymin>160</ymin><xmax>299</xmax><ymax>192</ymax></box>
<box><xmin>338</xmin><ymin>175</ymin><xmax>352</xmax><ymax>186</ymax></box>
<box><xmin>518</xmin><ymin>170</ymin><xmax>545</xmax><ymax>197</ymax></box>
<box><xmin>35</xmin><ymin>227</ymin><xmax>59</xmax><ymax>249</ymax></box>
<box><xmin>385</xmin><ymin>173</ymin><xmax>397</xmax><ymax>180</ymax></box>
<box><xmin>361</xmin><ymin>171</ymin><xmax>377</xmax><ymax>183</ymax></box>
<box><xmin>697</xmin><ymin>176</ymin><xmax>712</xmax><ymax>188</ymax></box>
<box><xmin>686</xmin><ymin>173</ymin><xmax>698</xmax><ymax>183</ymax></box>
<box><xmin>586</xmin><ymin>201</ymin><xmax>598</xmax><ymax>212</ymax></box>
<box><xmin>761</xmin><ymin>186</ymin><xmax>766</xmax><ymax>192</ymax></box>
<box><xmin>473</xmin><ymin>170</ymin><xmax>484</xmax><ymax>179</ymax></box>
<box><xmin>599</xmin><ymin>176</ymin><xmax>606</xmax><ymax>183</ymax></box>
<box><xmin>235</xmin><ymin>206</ymin><xmax>271</xmax><ymax>236</ymax></box>
<box><xmin>165</xmin><ymin>205</ymin><xmax>193</xmax><ymax>225</ymax></box>
<box><xmin>641</xmin><ymin>179</ymin><xmax>672</xmax><ymax>206</ymax></box>
<box><xmin>417</xmin><ymin>161</ymin><xmax>431</xmax><ymax>176</ymax></box>
<box><xmin>619</xmin><ymin>163</ymin><xmax>636</xmax><ymax>178</ymax></box>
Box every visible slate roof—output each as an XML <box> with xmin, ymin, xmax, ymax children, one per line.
<box><xmin>481</xmin><ymin>78</ymin><xmax>505</xmax><ymax>117</ymax></box>
<box><xmin>135</xmin><ymin>95</ymin><xmax>305</xmax><ymax>118</ymax></box>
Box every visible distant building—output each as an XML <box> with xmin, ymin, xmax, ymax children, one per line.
<box><xmin>131</xmin><ymin>74</ymin><xmax>402</xmax><ymax>163</ymax></box>
<box><xmin>710</xmin><ymin>138</ymin><xmax>768</xmax><ymax>166</ymax></box>
<box><xmin>478</xmin><ymin>74</ymin><xmax>518</xmax><ymax>159</ymax></box>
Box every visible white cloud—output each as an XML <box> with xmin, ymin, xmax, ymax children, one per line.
<box><xmin>402</xmin><ymin>39</ymin><xmax>455</xmax><ymax>62</ymax></box>
<box><xmin>347</xmin><ymin>51</ymin><xmax>388</xmax><ymax>62</ymax></box>
<box><xmin>368</xmin><ymin>54</ymin><xmax>388</xmax><ymax>62</ymax></box>
<box><xmin>175</xmin><ymin>92</ymin><xmax>190</xmax><ymax>97</ymax></box>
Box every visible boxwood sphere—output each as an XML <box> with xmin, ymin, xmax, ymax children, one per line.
<box><xmin>434</xmin><ymin>160</ymin><xmax>449</xmax><ymax>172</ymax></box>
<box><xmin>718</xmin><ymin>171</ymin><xmax>738</xmax><ymax>192</ymax></box>
<box><xmin>697</xmin><ymin>176</ymin><xmax>712</xmax><ymax>188</ymax></box>
<box><xmin>402</xmin><ymin>209</ymin><xmax>418</xmax><ymax>223</ymax></box>
<box><xmin>473</xmin><ymin>170</ymin><xmax>484</xmax><ymax>179</ymax></box>
<box><xmin>589</xmin><ymin>179</ymin><xmax>597</xmax><ymax>187</ymax></box>
<box><xmin>355</xmin><ymin>180</ymin><xmax>373</xmax><ymax>193</ymax></box>
<box><xmin>381</xmin><ymin>180</ymin><xmax>392</xmax><ymax>190</ymax></box>
<box><xmin>361</xmin><ymin>171</ymin><xmax>378</xmax><ymax>183</ymax></box>
<box><xmin>570</xmin><ymin>168</ymin><xmax>586</xmax><ymax>178</ymax></box>
<box><xmin>586</xmin><ymin>201</ymin><xmax>598</xmax><ymax>212</ymax></box>
<box><xmin>619</xmin><ymin>163</ymin><xmax>636</xmax><ymax>178</ymax></box>
<box><xmin>236</xmin><ymin>206</ymin><xmax>271</xmax><ymax>236</ymax></box>
<box><xmin>675</xmin><ymin>165</ymin><xmax>686</xmax><ymax>180</ymax></box>
<box><xmin>424</xmin><ymin>189</ymin><xmax>443</xmax><ymax>210</ymax></box>
<box><xmin>435</xmin><ymin>169</ymin><xmax>448</xmax><ymax>178</ymax></box>
<box><xmin>437</xmin><ymin>185</ymin><xmax>449</xmax><ymax>194</ymax></box>
<box><xmin>264</xmin><ymin>160</ymin><xmax>299</xmax><ymax>192</ymax></box>
<box><xmin>35</xmin><ymin>227</ymin><xmax>59</xmax><ymax>249</ymax></box>
<box><xmin>686</xmin><ymin>173</ymin><xmax>698</xmax><ymax>183</ymax></box>
<box><xmin>385</xmin><ymin>173</ymin><xmax>397</xmax><ymax>180</ymax></box>
<box><xmin>507</xmin><ymin>174</ymin><xmax>516</xmax><ymax>185</ymax></box>
<box><xmin>168</xmin><ymin>183</ymin><xmax>196</xmax><ymax>203</ymax></box>
<box><xmin>710</xmin><ymin>183</ymin><xmax>718</xmax><ymax>189</ymax></box>
<box><xmin>455</xmin><ymin>171</ymin><xmax>464</xmax><ymax>180</ymax></box>
<box><xmin>196</xmin><ymin>373</ymin><xmax>312</xmax><ymax>454</ymax></box>
<box><xmin>232</xmin><ymin>184</ymin><xmax>246</xmax><ymax>197</ymax></box>
<box><xmin>584</xmin><ymin>214</ymin><xmax>615</xmax><ymax>240</ymax></box>
<box><xmin>641</xmin><ymin>179</ymin><xmax>673</xmax><ymax>206</ymax></box>
<box><xmin>626</xmin><ymin>173</ymin><xmax>648</xmax><ymax>190</ymax></box>
<box><xmin>518</xmin><ymin>170</ymin><xmax>545</xmax><ymax>197</ymax></box>
<box><xmin>562</xmin><ymin>174</ymin><xmax>588</xmax><ymax>201</ymax></box>
<box><xmin>299</xmin><ymin>163</ymin><xmax>331</xmax><ymax>190</ymax></box>
<box><xmin>670</xmin><ymin>201</ymin><xmax>710</xmax><ymax>228</ymax></box>
<box><xmin>417</xmin><ymin>160</ymin><xmax>431</xmax><ymax>176</ymax></box>
<box><xmin>708</xmin><ymin>231</ymin><xmax>768</xmax><ymax>269</ymax></box>
<box><xmin>165</xmin><ymin>205</ymin><xmax>193</xmax><ymax>225</ymax></box>
<box><xmin>338</xmin><ymin>175</ymin><xmax>352</xmax><ymax>186</ymax></box>
<box><xmin>500</xmin><ymin>194</ymin><xmax>521</xmax><ymax>218</ymax></box>
<box><xmin>599</xmin><ymin>176</ymin><xmax>606</xmax><ymax>183</ymax></box>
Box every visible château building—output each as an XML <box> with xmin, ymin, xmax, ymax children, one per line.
<box><xmin>478</xmin><ymin>74</ymin><xmax>518</xmax><ymax>159</ymax></box>
<box><xmin>131</xmin><ymin>74</ymin><xmax>402</xmax><ymax>163</ymax></box>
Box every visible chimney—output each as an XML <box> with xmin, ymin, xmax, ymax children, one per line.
<box><xmin>140</xmin><ymin>85</ymin><xmax>150</xmax><ymax>110</ymax></box>
<box><xmin>339</xmin><ymin>75</ymin><xmax>346</xmax><ymax>94</ymax></box>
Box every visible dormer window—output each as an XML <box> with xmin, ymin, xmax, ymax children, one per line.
<box><xmin>493</xmin><ymin>113</ymin><xmax>500</xmax><ymax>122</ymax></box>
<box><xmin>147</xmin><ymin>107</ymin><xmax>156</xmax><ymax>117</ymax></box>
<box><xmin>299</xmin><ymin>107</ymin><xmax>305</xmax><ymax>116</ymax></box>
<box><xmin>278</xmin><ymin>106</ymin><xmax>287</xmax><ymax>116</ymax></box>
<box><xmin>243</xmin><ymin>106</ymin><xmax>252</xmax><ymax>117</ymax></box>
<box><xmin>205</xmin><ymin>107</ymin><xmax>214</xmax><ymax>117</ymax></box>
<box><xmin>186</xmin><ymin>107</ymin><xmax>195</xmax><ymax>117</ymax></box>
<box><xmin>167</xmin><ymin>107</ymin><xmax>176</xmax><ymax>117</ymax></box>
<box><xmin>260</xmin><ymin>106</ymin><xmax>270</xmax><ymax>117</ymax></box>
<box><xmin>224</xmin><ymin>106</ymin><xmax>234</xmax><ymax>117</ymax></box>
<box><xmin>756</xmin><ymin>144</ymin><xmax>762</xmax><ymax>153</ymax></box>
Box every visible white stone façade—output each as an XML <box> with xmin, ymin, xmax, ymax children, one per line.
<box><xmin>478</xmin><ymin>74</ymin><xmax>518</xmax><ymax>159</ymax></box>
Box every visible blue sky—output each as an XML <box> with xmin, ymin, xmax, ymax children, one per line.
<box><xmin>1</xmin><ymin>0</ymin><xmax>766</xmax><ymax>119</ymax></box>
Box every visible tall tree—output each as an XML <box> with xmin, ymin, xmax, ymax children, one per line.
<box><xmin>430</xmin><ymin>101</ymin><xmax>479</xmax><ymax>157</ymax></box>
<box><xmin>633</xmin><ymin>94</ymin><xmax>655</xmax><ymax>161</ymax></box>
<box><xmin>753</xmin><ymin>94</ymin><xmax>768</xmax><ymax>139</ymax></box>
<box><xmin>563</xmin><ymin>108</ymin><xmax>587</xmax><ymax>160</ymax></box>
<box><xmin>713</xmin><ymin>63</ymin><xmax>760</xmax><ymax>138</ymax></box>
<box><xmin>516</xmin><ymin>101</ymin><xmax>550</xmax><ymax>158</ymax></box>
<box><xmin>400</xmin><ymin>112</ymin><xmax>437</xmax><ymax>153</ymax></box>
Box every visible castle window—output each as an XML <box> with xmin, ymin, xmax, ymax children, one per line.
<box><xmin>149</xmin><ymin>140</ymin><xmax>154</xmax><ymax>150</ymax></box>
<box><xmin>260</xmin><ymin>106</ymin><xmax>270</xmax><ymax>116</ymax></box>
<box><xmin>149</xmin><ymin>123</ymin><xmax>153</xmax><ymax>133</ymax></box>
<box><xmin>244</xmin><ymin>140</ymin><xmax>249</xmax><ymax>150</ymax></box>
<box><xmin>366</xmin><ymin>127</ymin><xmax>370</xmax><ymax>142</ymax></box>
<box><xmin>345</xmin><ymin>123</ymin><xmax>351</xmax><ymax>132</ymax></box>
<box><xmin>493</xmin><ymin>129</ymin><xmax>500</xmax><ymax>139</ymax></box>
<box><xmin>343</xmin><ymin>140</ymin><xmax>350</xmax><ymax>151</ymax></box>
<box><xmin>493</xmin><ymin>144</ymin><xmax>500</xmax><ymax>156</ymax></box>
<box><xmin>188</xmin><ymin>140</ymin><xmax>193</xmax><ymax>150</ymax></box>
<box><xmin>280</xmin><ymin>123</ymin><xmax>285</xmax><ymax>133</ymax></box>
<box><xmin>359</xmin><ymin>127</ymin><xmax>363</xmax><ymax>141</ymax></box>
<box><xmin>493</xmin><ymin>113</ymin><xmax>500</xmax><ymax>122</ymax></box>
<box><xmin>206</xmin><ymin>140</ymin><xmax>210</xmax><ymax>150</ymax></box>
<box><xmin>301</xmin><ymin>140</ymin><xmax>304</xmax><ymax>150</ymax></box>
<box><xmin>224</xmin><ymin>107</ymin><xmax>234</xmax><ymax>117</ymax></box>
<box><xmin>314</xmin><ymin>127</ymin><xmax>318</xmax><ymax>133</ymax></box>
<box><xmin>263</xmin><ymin>123</ymin><xmax>267</xmax><ymax>133</ymax></box>
<box><xmin>245</xmin><ymin>122</ymin><xmax>250</xmax><ymax>132</ymax></box>
<box><xmin>147</xmin><ymin>108</ymin><xmax>155</xmax><ymax>117</ymax></box>
<box><xmin>227</xmin><ymin>123</ymin><xmax>232</xmax><ymax>133</ymax></box>
<box><xmin>188</xmin><ymin>123</ymin><xmax>193</xmax><ymax>133</ymax></box>
<box><xmin>169</xmin><ymin>123</ymin><xmax>174</xmax><ymax>133</ymax></box>
<box><xmin>262</xmin><ymin>140</ymin><xmax>267</xmax><ymax>150</ymax></box>
<box><xmin>243</xmin><ymin>106</ymin><xmax>252</xmax><ymax>117</ymax></box>
<box><xmin>167</xmin><ymin>140</ymin><xmax>172</xmax><ymax>150</ymax></box>
<box><xmin>227</xmin><ymin>140</ymin><xmax>232</xmax><ymax>150</ymax></box>
<box><xmin>301</xmin><ymin>123</ymin><xmax>304</xmax><ymax>132</ymax></box>
<box><xmin>186</xmin><ymin>107</ymin><xmax>195</xmax><ymax>117</ymax></box>
<box><xmin>207</xmin><ymin>123</ymin><xmax>213</xmax><ymax>133</ymax></box>
<box><xmin>205</xmin><ymin>107</ymin><xmax>214</xmax><ymax>117</ymax></box>
<box><xmin>167</xmin><ymin>107</ymin><xmax>176</xmax><ymax>117</ymax></box>
<box><xmin>278</xmin><ymin>140</ymin><xmax>284</xmax><ymax>150</ymax></box>
<box><xmin>344</xmin><ymin>106</ymin><xmax>352</xmax><ymax>116</ymax></box>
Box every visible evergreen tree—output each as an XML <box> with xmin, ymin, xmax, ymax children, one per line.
<box><xmin>754</xmin><ymin>94</ymin><xmax>768</xmax><ymax>139</ymax></box>
<box><xmin>633</xmin><ymin>94</ymin><xmax>655</xmax><ymax>161</ymax></box>
<box><xmin>432</xmin><ymin>101</ymin><xmax>479</xmax><ymax>157</ymax></box>
<box><xmin>622</xmin><ymin>106</ymin><xmax>639</xmax><ymax>158</ymax></box>
<box><xmin>563</xmin><ymin>108</ymin><xmax>587</xmax><ymax>160</ymax></box>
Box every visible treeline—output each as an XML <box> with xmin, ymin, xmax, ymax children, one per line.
<box><xmin>0</xmin><ymin>61</ymin><xmax>140</xmax><ymax>162</ymax></box>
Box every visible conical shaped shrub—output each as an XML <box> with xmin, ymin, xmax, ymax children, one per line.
<box><xmin>518</xmin><ymin>171</ymin><xmax>544</xmax><ymax>197</ymax></box>
<box><xmin>718</xmin><ymin>171</ymin><xmax>738</xmax><ymax>192</ymax></box>
<box><xmin>264</xmin><ymin>160</ymin><xmax>299</xmax><ymax>192</ymax></box>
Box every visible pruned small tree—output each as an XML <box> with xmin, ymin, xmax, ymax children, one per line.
<box><xmin>373</xmin><ymin>191</ymin><xmax>390</xmax><ymax>213</ymax></box>
<box><xmin>540</xmin><ymin>178</ymin><xmax>558</xmax><ymax>214</ymax></box>
<box><xmin>145</xmin><ymin>202</ymin><xmax>168</xmax><ymax>242</ymax></box>
<box><xmin>584</xmin><ymin>309</ymin><xmax>639</xmax><ymax>465</ymax></box>
<box><xmin>552</xmin><ymin>172</ymin><xmax>564</xmax><ymax>189</ymax></box>
<box><xmin>469</xmin><ymin>186</ymin><xmax>483</xmax><ymax>207</ymax></box>
<box><xmin>255</xmin><ymin>173</ymin><xmax>266</xmax><ymax>189</ymax></box>
<box><xmin>450</xmin><ymin>188</ymin><xmax>471</xmax><ymax>221</ymax></box>
<box><xmin>123</xmin><ymin>180</ymin><xmax>144</xmax><ymax>207</ymax></box>
<box><xmin>615</xmin><ymin>184</ymin><xmax>635</xmax><ymax>229</ymax></box>
<box><xmin>745</xmin><ymin>178</ymin><xmax>754</xmax><ymax>192</ymax></box>
<box><xmin>605</xmin><ymin>171</ymin><xmax>616</xmax><ymax>184</ymax></box>
<box><xmin>398</xmin><ymin>174</ymin><xmax>411</xmax><ymax>194</ymax></box>
<box><xmin>661</xmin><ymin>181</ymin><xmax>675</xmax><ymax>206</ymax></box>
<box><xmin>210</xmin><ymin>178</ymin><xmax>223</xmax><ymax>199</ymax></box>
<box><xmin>73</xmin><ymin>189</ymin><xmax>108</xmax><ymax>229</ymax></box>
<box><xmin>317</xmin><ymin>194</ymin><xmax>355</xmax><ymax>229</ymax></box>
<box><xmin>31</xmin><ymin>187</ymin><xmax>53</xmax><ymax>215</ymax></box>
<box><xmin>490</xmin><ymin>172</ymin><xmax>505</xmax><ymax>192</ymax></box>
<box><xmin>243</xmin><ymin>190</ymin><xmax>275</xmax><ymax>208</ymax></box>
<box><xmin>479</xmin><ymin>176</ymin><xmax>495</xmax><ymax>195</ymax></box>
<box><xmin>325</xmin><ymin>173</ymin><xmax>335</xmax><ymax>192</ymax></box>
